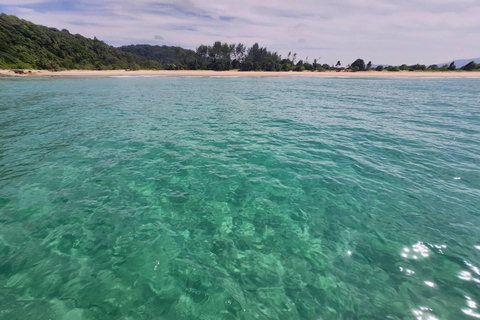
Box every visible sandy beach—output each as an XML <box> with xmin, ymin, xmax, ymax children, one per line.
<box><xmin>1</xmin><ymin>69</ymin><xmax>480</xmax><ymax>78</ymax></box>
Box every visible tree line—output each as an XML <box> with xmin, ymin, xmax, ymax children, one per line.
<box><xmin>1</xmin><ymin>14</ymin><xmax>479</xmax><ymax>72</ymax></box>
<box><xmin>156</xmin><ymin>41</ymin><xmax>357</xmax><ymax>72</ymax></box>
<box><xmin>155</xmin><ymin>43</ymin><xmax>480</xmax><ymax>72</ymax></box>
<box><xmin>137</xmin><ymin>41</ymin><xmax>480</xmax><ymax>72</ymax></box>
<box><xmin>370</xmin><ymin>61</ymin><xmax>480</xmax><ymax>72</ymax></box>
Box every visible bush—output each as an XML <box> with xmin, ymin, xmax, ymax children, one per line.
<box><xmin>294</xmin><ymin>65</ymin><xmax>305</xmax><ymax>72</ymax></box>
<box><xmin>46</xmin><ymin>61</ymin><xmax>60</xmax><ymax>71</ymax></box>
<box><xmin>303</xmin><ymin>62</ymin><xmax>313</xmax><ymax>70</ymax></box>
<box><xmin>321</xmin><ymin>64</ymin><xmax>331</xmax><ymax>71</ymax></box>
<box><xmin>409</xmin><ymin>64</ymin><xmax>426</xmax><ymax>71</ymax></box>
<box><xmin>387</xmin><ymin>66</ymin><xmax>400</xmax><ymax>72</ymax></box>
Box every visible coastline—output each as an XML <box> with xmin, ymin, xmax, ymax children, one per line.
<box><xmin>1</xmin><ymin>69</ymin><xmax>480</xmax><ymax>78</ymax></box>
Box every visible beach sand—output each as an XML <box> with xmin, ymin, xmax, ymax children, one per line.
<box><xmin>1</xmin><ymin>69</ymin><xmax>480</xmax><ymax>78</ymax></box>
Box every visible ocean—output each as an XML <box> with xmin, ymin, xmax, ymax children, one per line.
<box><xmin>1</xmin><ymin>76</ymin><xmax>479</xmax><ymax>320</ymax></box>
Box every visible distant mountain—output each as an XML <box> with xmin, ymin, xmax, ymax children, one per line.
<box><xmin>436</xmin><ymin>58</ymin><xmax>480</xmax><ymax>68</ymax></box>
<box><xmin>0</xmin><ymin>13</ymin><xmax>160</xmax><ymax>70</ymax></box>
<box><xmin>118</xmin><ymin>44</ymin><xmax>195</xmax><ymax>65</ymax></box>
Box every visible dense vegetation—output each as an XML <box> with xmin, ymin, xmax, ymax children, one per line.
<box><xmin>460</xmin><ymin>61</ymin><xmax>480</xmax><ymax>71</ymax></box>
<box><xmin>116</xmin><ymin>39</ymin><xmax>480</xmax><ymax>73</ymax></box>
<box><xmin>0</xmin><ymin>13</ymin><xmax>160</xmax><ymax>70</ymax></box>
<box><xmin>159</xmin><ymin>41</ymin><xmax>334</xmax><ymax>72</ymax></box>
<box><xmin>118</xmin><ymin>45</ymin><xmax>196</xmax><ymax>66</ymax></box>
<box><xmin>1</xmin><ymin>13</ymin><xmax>479</xmax><ymax>72</ymax></box>
<box><xmin>374</xmin><ymin>61</ymin><xmax>479</xmax><ymax>72</ymax></box>
<box><xmin>134</xmin><ymin>40</ymin><xmax>480</xmax><ymax>72</ymax></box>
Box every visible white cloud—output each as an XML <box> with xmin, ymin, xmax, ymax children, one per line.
<box><xmin>0</xmin><ymin>0</ymin><xmax>47</xmax><ymax>4</ymax></box>
<box><xmin>3</xmin><ymin>0</ymin><xmax>480</xmax><ymax>65</ymax></box>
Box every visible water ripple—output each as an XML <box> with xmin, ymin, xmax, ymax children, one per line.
<box><xmin>1</xmin><ymin>77</ymin><xmax>480</xmax><ymax>319</ymax></box>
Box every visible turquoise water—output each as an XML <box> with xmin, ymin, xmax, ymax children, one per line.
<box><xmin>1</xmin><ymin>76</ymin><xmax>480</xmax><ymax>320</ymax></box>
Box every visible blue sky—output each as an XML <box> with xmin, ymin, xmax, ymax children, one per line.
<box><xmin>1</xmin><ymin>0</ymin><xmax>480</xmax><ymax>65</ymax></box>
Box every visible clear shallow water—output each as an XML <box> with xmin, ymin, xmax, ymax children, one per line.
<box><xmin>1</xmin><ymin>76</ymin><xmax>480</xmax><ymax>320</ymax></box>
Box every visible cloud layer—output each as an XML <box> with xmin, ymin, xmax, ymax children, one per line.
<box><xmin>1</xmin><ymin>0</ymin><xmax>479</xmax><ymax>65</ymax></box>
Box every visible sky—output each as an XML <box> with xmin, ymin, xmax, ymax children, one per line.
<box><xmin>1</xmin><ymin>0</ymin><xmax>479</xmax><ymax>65</ymax></box>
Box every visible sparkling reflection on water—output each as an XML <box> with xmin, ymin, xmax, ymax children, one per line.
<box><xmin>1</xmin><ymin>76</ymin><xmax>480</xmax><ymax>319</ymax></box>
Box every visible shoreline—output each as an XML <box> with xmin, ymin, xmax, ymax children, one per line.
<box><xmin>1</xmin><ymin>69</ymin><xmax>480</xmax><ymax>78</ymax></box>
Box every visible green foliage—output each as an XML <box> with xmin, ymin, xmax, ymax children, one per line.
<box><xmin>193</xmin><ymin>41</ymin><xmax>238</xmax><ymax>70</ymax></box>
<box><xmin>387</xmin><ymin>66</ymin><xmax>400</xmax><ymax>72</ymax></box>
<box><xmin>294</xmin><ymin>60</ymin><xmax>304</xmax><ymax>72</ymax></box>
<box><xmin>238</xmin><ymin>43</ymin><xmax>281</xmax><ymax>71</ymax></box>
<box><xmin>303</xmin><ymin>62</ymin><xmax>313</xmax><ymax>71</ymax></box>
<box><xmin>350</xmin><ymin>59</ymin><xmax>366</xmax><ymax>71</ymax></box>
<box><xmin>409</xmin><ymin>64</ymin><xmax>426</xmax><ymax>71</ymax></box>
<box><xmin>293</xmin><ymin>61</ymin><xmax>305</xmax><ymax>72</ymax></box>
<box><xmin>0</xmin><ymin>13</ymin><xmax>160</xmax><ymax>70</ymax></box>
<box><xmin>280</xmin><ymin>59</ymin><xmax>292</xmax><ymax>71</ymax></box>
<box><xmin>9</xmin><ymin>14</ymin><xmax>473</xmax><ymax>74</ymax></box>
<box><xmin>119</xmin><ymin>44</ymin><xmax>194</xmax><ymax>66</ymax></box>
<box><xmin>461</xmin><ymin>61</ymin><xmax>479</xmax><ymax>71</ymax></box>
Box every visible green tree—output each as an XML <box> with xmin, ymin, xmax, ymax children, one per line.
<box><xmin>461</xmin><ymin>61</ymin><xmax>478</xmax><ymax>71</ymax></box>
<box><xmin>367</xmin><ymin>61</ymin><xmax>372</xmax><ymax>70</ymax></box>
<box><xmin>294</xmin><ymin>60</ymin><xmax>304</xmax><ymax>71</ymax></box>
<box><xmin>448</xmin><ymin>61</ymin><xmax>456</xmax><ymax>70</ymax></box>
<box><xmin>196</xmin><ymin>45</ymin><xmax>208</xmax><ymax>63</ymax></box>
<box><xmin>350</xmin><ymin>59</ymin><xmax>366</xmax><ymax>71</ymax></box>
<box><xmin>235</xmin><ymin>43</ymin><xmax>245</xmax><ymax>61</ymax></box>
<box><xmin>303</xmin><ymin>62</ymin><xmax>313</xmax><ymax>70</ymax></box>
<box><xmin>175</xmin><ymin>47</ymin><xmax>184</xmax><ymax>64</ymax></box>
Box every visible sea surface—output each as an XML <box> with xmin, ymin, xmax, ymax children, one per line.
<box><xmin>1</xmin><ymin>76</ymin><xmax>480</xmax><ymax>320</ymax></box>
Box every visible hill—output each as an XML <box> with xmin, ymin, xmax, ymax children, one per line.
<box><xmin>0</xmin><ymin>13</ymin><xmax>160</xmax><ymax>70</ymax></box>
<box><xmin>118</xmin><ymin>45</ymin><xmax>195</xmax><ymax>66</ymax></box>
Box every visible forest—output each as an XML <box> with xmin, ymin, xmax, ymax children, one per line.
<box><xmin>0</xmin><ymin>13</ymin><xmax>160</xmax><ymax>70</ymax></box>
<box><xmin>1</xmin><ymin>14</ymin><xmax>479</xmax><ymax>72</ymax></box>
